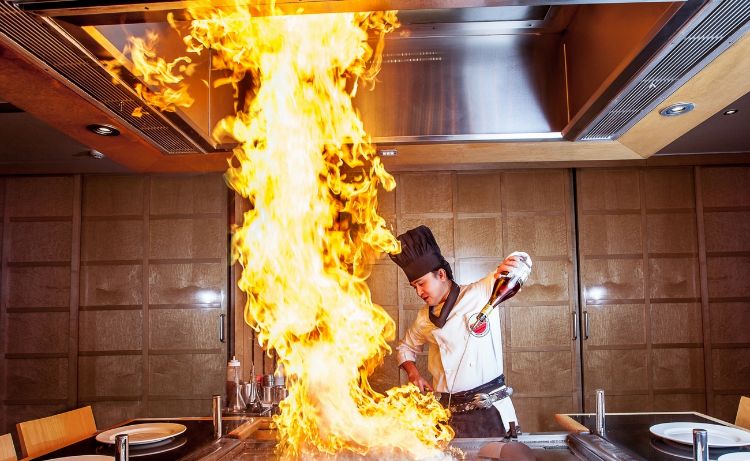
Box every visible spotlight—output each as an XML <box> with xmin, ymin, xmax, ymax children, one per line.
<box><xmin>86</xmin><ymin>124</ymin><xmax>120</xmax><ymax>136</ymax></box>
<box><xmin>723</xmin><ymin>109</ymin><xmax>739</xmax><ymax>115</ymax></box>
<box><xmin>659</xmin><ymin>102</ymin><xmax>695</xmax><ymax>117</ymax></box>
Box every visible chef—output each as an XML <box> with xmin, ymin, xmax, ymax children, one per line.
<box><xmin>390</xmin><ymin>225</ymin><xmax>532</xmax><ymax>438</ymax></box>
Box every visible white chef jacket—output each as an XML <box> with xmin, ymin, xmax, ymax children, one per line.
<box><xmin>396</xmin><ymin>273</ymin><xmax>519</xmax><ymax>430</ymax></box>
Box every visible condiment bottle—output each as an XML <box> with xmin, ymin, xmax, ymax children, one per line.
<box><xmin>226</xmin><ymin>356</ymin><xmax>245</xmax><ymax>412</ymax></box>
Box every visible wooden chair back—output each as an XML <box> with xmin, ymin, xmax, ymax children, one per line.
<box><xmin>737</xmin><ymin>395</ymin><xmax>750</xmax><ymax>430</ymax></box>
<box><xmin>16</xmin><ymin>406</ymin><xmax>96</xmax><ymax>458</ymax></box>
<box><xmin>0</xmin><ymin>433</ymin><xmax>17</xmax><ymax>461</ymax></box>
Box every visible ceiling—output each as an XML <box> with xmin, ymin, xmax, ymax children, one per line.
<box><xmin>0</xmin><ymin>0</ymin><xmax>749</xmax><ymax>175</ymax></box>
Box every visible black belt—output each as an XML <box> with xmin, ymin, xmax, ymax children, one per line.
<box><xmin>438</xmin><ymin>374</ymin><xmax>506</xmax><ymax>406</ymax></box>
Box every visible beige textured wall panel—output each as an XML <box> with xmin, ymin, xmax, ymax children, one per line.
<box><xmin>502</xmin><ymin>170</ymin><xmax>567</xmax><ymax>212</ymax></box>
<box><xmin>652</xmin><ymin>348</ymin><xmax>705</xmax><ymax>390</ymax></box>
<box><xmin>149</xmin><ymin>309</ymin><xmax>223</xmax><ymax>350</ymax></box>
<box><xmin>6</xmin><ymin>358</ymin><xmax>68</xmax><ymax>400</ymax></box>
<box><xmin>644</xmin><ymin>168</ymin><xmax>695</xmax><ymax>209</ymax></box>
<box><xmin>706</xmin><ymin>256</ymin><xmax>750</xmax><ymax>298</ymax></box>
<box><xmin>703</xmin><ymin>212</ymin><xmax>750</xmax><ymax>253</ymax></box>
<box><xmin>7</xmin><ymin>266</ymin><xmax>70</xmax><ymax>307</ymax></box>
<box><xmin>455</xmin><ymin>173</ymin><xmax>502</xmax><ymax>213</ymax></box>
<box><xmin>80</xmin><ymin>265</ymin><xmax>142</xmax><ymax>306</ymax></box>
<box><xmin>585</xmin><ymin>304</ymin><xmax>645</xmax><ymax>347</ymax></box>
<box><xmin>397</xmin><ymin>173</ymin><xmax>453</xmax><ymax>214</ymax></box>
<box><xmin>713</xmin><ymin>394</ymin><xmax>744</xmax><ymax>426</ymax></box>
<box><xmin>507</xmin><ymin>351</ymin><xmax>574</xmax><ymax>394</ymax></box>
<box><xmin>83</xmin><ymin>176</ymin><xmax>144</xmax><ymax>217</ymax></box>
<box><xmin>653</xmin><ymin>393</ymin><xmax>706</xmax><ymax>413</ymax></box>
<box><xmin>583</xmin><ymin>393</ymin><xmax>651</xmax><ymax>413</ymax></box>
<box><xmin>584</xmin><ymin>350</ymin><xmax>648</xmax><ymax>393</ymax></box>
<box><xmin>78</xmin><ymin>356</ymin><xmax>143</xmax><ymax>398</ymax></box>
<box><xmin>577</xmin><ymin>170</ymin><xmax>641</xmax><ymax>211</ymax></box>
<box><xmin>582</xmin><ymin>259</ymin><xmax>644</xmax><ymax>301</ymax></box>
<box><xmin>148</xmin><ymin>354</ymin><xmax>224</xmax><ymax>396</ymax></box>
<box><xmin>701</xmin><ymin>167</ymin><xmax>750</xmax><ymax>208</ymax></box>
<box><xmin>90</xmin><ymin>401</ymin><xmax>143</xmax><ymax>429</ymax></box>
<box><xmin>398</xmin><ymin>217</ymin><xmax>454</xmax><ymax>257</ymax></box>
<box><xmin>368</xmin><ymin>263</ymin><xmax>398</xmax><ymax>307</ymax></box>
<box><xmin>712</xmin><ymin>348</ymin><xmax>750</xmax><ymax>390</ymax></box>
<box><xmin>650</xmin><ymin>303</ymin><xmax>703</xmax><ymax>344</ymax></box>
<box><xmin>455</xmin><ymin>260</ymin><xmax>497</xmax><ymax>288</ymax></box>
<box><xmin>455</xmin><ymin>217</ymin><xmax>502</xmax><ymax>258</ymax></box>
<box><xmin>377</xmin><ymin>184</ymin><xmax>396</xmax><ymax>216</ymax></box>
<box><xmin>3</xmin><ymin>404</ymin><xmax>69</xmax><ymax>434</ymax></box>
<box><xmin>150</xmin><ymin>175</ymin><xmax>226</xmax><ymax>215</ymax></box>
<box><xmin>148</xmin><ymin>399</ymin><xmax>211</xmax><ymax>418</ymax></box>
<box><xmin>81</xmin><ymin>220</ymin><xmax>143</xmax><ymax>261</ymax></box>
<box><xmin>79</xmin><ymin>310</ymin><xmax>143</xmax><ymax>352</ymax></box>
<box><xmin>149</xmin><ymin>218</ymin><xmax>225</xmax><ymax>259</ymax></box>
<box><xmin>648</xmin><ymin>257</ymin><xmax>700</xmax><ymax>299</ymax></box>
<box><xmin>646</xmin><ymin>214</ymin><xmax>697</xmax><ymax>254</ymax></box>
<box><xmin>7</xmin><ymin>222</ymin><xmax>72</xmax><ymax>262</ymax></box>
<box><xmin>709</xmin><ymin>303</ymin><xmax>750</xmax><ymax>344</ymax></box>
<box><xmin>6</xmin><ymin>313</ymin><xmax>69</xmax><ymax>353</ymax></box>
<box><xmin>506</xmin><ymin>215</ymin><xmax>567</xmax><ymax>257</ymax></box>
<box><xmin>517</xmin><ymin>260</ymin><xmax>570</xmax><ymax>305</ymax></box>
<box><xmin>6</xmin><ymin>177</ymin><xmax>73</xmax><ymax>217</ymax></box>
<box><xmin>518</xmin><ymin>396</ymin><xmax>576</xmax><ymax>432</ymax></box>
<box><xmin>580</xmin><ymin>214</ymin><xmax>642</xmax><ymax>255</ymax></box>
<box><xmin>508</xmin><ymin>305</ymin><xmax>570</xmax><ymax>348</ymax></box>
<box><xmin>148</xmin><ymin>263</ymin><xmax>225</xmax><ymax>305</ymax></box>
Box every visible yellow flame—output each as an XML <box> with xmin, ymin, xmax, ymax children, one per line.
<box><xmin>123</xmin><ymin>2</ymin><xmax>454</xmax><ymax>458</ymax></box>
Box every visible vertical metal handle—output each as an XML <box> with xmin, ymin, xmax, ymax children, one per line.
<box><xmin>572</xmin><ymin>311</ymin><xmax>579</xmax><ymax>340</ymax></box>
<box><xmin>584</xmin><ymin>311</ymin><xmax>590</xmax><ymax>340</ymax></box>
<box><xmin>218</xmin><ymin>314</ymin><xmax>225</xmax><ymax>343</ymax></box>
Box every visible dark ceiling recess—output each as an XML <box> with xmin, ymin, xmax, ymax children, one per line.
<box><xmin>658</xmin><ymin>91</ymin><xmax>750</xmax><ymax>155</ymax></box>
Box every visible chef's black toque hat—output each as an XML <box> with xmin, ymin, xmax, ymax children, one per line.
<box><xmin>389</xmin><ymin>225</ymin><xmax>448</xmax><ymax>282</ymax></box>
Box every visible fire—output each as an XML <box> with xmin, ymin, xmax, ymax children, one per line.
<box><xmin>116</xmin><ymin>2</ymin><xmax>455</xmax><ymax>459</ymax></box>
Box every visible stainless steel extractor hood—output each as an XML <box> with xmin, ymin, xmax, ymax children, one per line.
<box><xmin>1</xmin><ymin>0</ymin><xmax>749</xmax><ymax>155</ymax></box>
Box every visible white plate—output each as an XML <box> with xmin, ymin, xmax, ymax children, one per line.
<box><xmin>650</xmin><ymin>422</ymin><xmax>750</xmax><ymax>448</ymax></box>
<box><xmin>47</xmin><ymin>457</ymin><xmax>114</xmax><ymax>461</ymax></box>
<box><xmin>95</xmin><ymin>423</ymin><xmax>187</xmax><ymax>445</ymax></box>
<box><xmin>718</xmin><ymin>453</ymin><xmax>750</xmax><ymax>461</ymax></box>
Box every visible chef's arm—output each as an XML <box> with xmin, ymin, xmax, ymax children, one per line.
<box><xmin>400</xmin><ymin>360</ymin><xmax>433</xmax><ymax>393</ymax></box>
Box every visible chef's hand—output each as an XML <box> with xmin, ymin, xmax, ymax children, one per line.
<box><xmin>494</xmin><ymin>254</ymin><xmax>527</xmax><ymax>279</ymax></box>
<box><xmin>401</xmin><ymin>361</ymin><xmax>433</xmax><ymax>393</ymax></box>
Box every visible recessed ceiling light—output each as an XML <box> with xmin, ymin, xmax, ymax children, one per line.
<box><xmin>723</xmin><ymin>109</ymin><xmax>739</xmax><ymax>115</ymax></box>
<box><xmin>86</xmin><ymin>123</ymin><xmax>120</xmax><ymax>136</ymax></box>
<box><xmin>659</xmin><ymin>102</ymin><xmax>695</xmax><ymax>117</ymax></box>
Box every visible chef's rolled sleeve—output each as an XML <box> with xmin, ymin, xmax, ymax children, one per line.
<box><xmin>396</xmin><ymin>321</ymin><xmax>426</xmax><ymax>366</ymax></box>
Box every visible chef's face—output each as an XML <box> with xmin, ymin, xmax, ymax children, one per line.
<box><xmin>410</xmin><ymin>269</ymin><xmax>450</xmax><ymax>306</ymax></box>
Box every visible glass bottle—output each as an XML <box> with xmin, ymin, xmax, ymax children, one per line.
<box><xmin>470</xmin><ymin>252</ymin><xmax>531</xmax><ymax>333</ymax></box>
<box><xmin>226</xmin><ymin>356</ymin><xmax>245</xmax><ymax>412</ymax></box>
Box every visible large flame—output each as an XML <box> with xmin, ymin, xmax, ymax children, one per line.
<box><xmin>116</xmin><ymin>2</ymin><xmax>454</xmax><ymax>458</ymax></box>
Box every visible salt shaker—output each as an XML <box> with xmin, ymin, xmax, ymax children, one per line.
<box><xmin>693</xmin><ymin>428</ymin><xmax>708</xmax><ymax>461</ymax></box>
<box><xmin>115</xmin><ymin>434</ymin><xmax>129</xmax><ymax>461</ymax></box>
<box><xmin>212</xmin><ymin>394</ymin><xmax>223</xmax><ymax>438</ymax></box>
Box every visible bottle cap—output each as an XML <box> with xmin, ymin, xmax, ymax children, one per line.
<box><xmin>229</xmin><ymin>356</ymin><xmax>241</xmax><ymax>367</ymax></box>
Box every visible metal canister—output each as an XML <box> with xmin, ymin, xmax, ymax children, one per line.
<box><xmin>595</xmin><ymin>389</ymin><xmax>606</xmax><ymax>435</ymax></box>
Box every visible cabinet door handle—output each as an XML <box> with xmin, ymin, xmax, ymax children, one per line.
<box><xmin>572</xmin><ymin>311</ymin><xmax>579</xmax><ymax>340</ymax></box>
<box><xmin>219</xmin><ymin>314</ymin><xmax>226</xmax><ymax>343</ymax></box>
<box><xmin>584</xmin><ymin>311</ymin><xmax>590</xmax><ymax>340</ymax></box>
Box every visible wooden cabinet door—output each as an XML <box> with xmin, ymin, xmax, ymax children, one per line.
<box><xmin>576</xmin><ymin>167</ymin><xmax>706</xmax><ymax>413</ymax></box>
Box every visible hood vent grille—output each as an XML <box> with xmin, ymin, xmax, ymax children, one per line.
<box><xmin>580</xmin><ymin>0</ymin><xmax>750</xmax><ymax>140</ymax></box>
<box><xmin>0</xmin><ymin>1</ymin><xmax>204</xmax><ymax>153</ymax></box>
